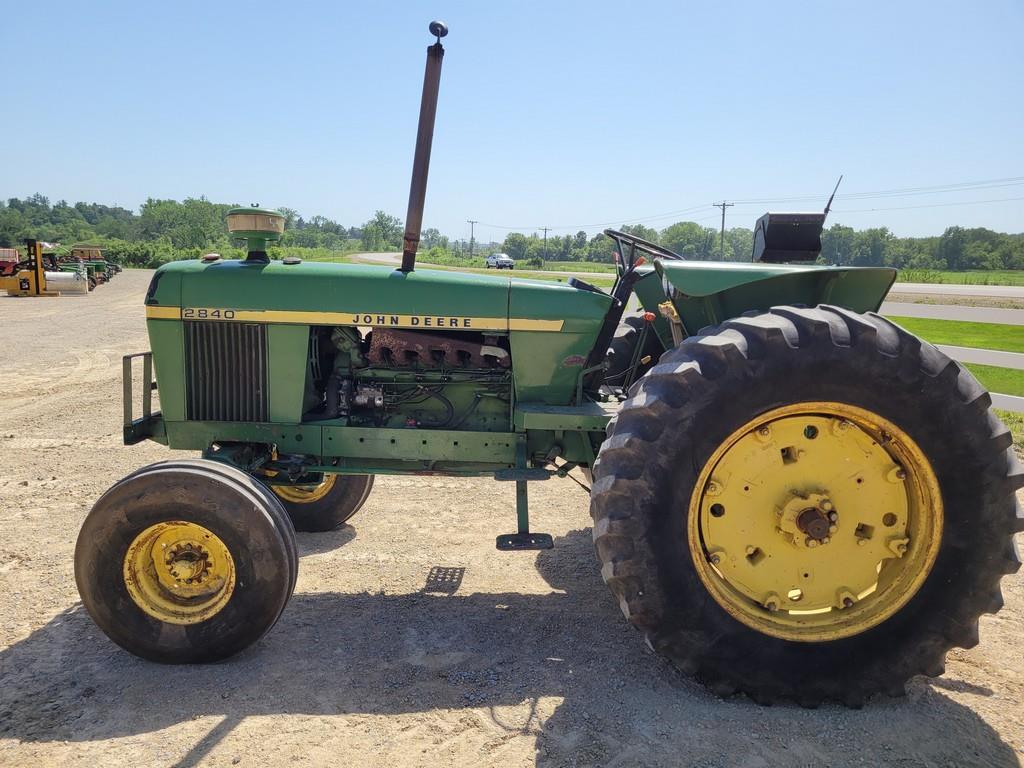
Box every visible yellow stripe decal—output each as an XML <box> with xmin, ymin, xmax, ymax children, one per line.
<box><xmin>145</xmin><ymin>306</ymin><xmax>182</xmax><ymax>319</ymax></box>
<box><xmin>146</xmin><ymin>306</ymin><xmax>564</xmax><ymax>332</ymax></box>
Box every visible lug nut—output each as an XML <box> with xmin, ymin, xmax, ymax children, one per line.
<box><xmin>806</xmin><ymin>538</ymin><xmax>819</xmax><ymax>548</ymax></box>
<box><xmin>843</xmin><ymin>597</ymin><xmax>854</xmax><ymax>608</ymax></box>
<box><xmin>828</xmin><ymin>511</ymin><xmax>838</xmax><ymax>522</ymax></box>
<box><xmin>710</xmin><ymin>554</ymin><xmax>721</xmax><ymax>565</ymax></box>
<box><xmin>821</xmin><ymin>500</ymin><xmax>834</xmax><ymax>512</ymax></box>
<box><xmin>758</xmin><ymin>427</ymin><xmax>770</xmax><ymax>437</ymax></box>
<box><xmin>828</xmin><ymin>524</ymin><xmax>838</xmax><ymax>534</ymax></box>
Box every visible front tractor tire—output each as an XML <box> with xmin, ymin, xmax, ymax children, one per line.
<box><xmin>590</xmin><ymin>305</ymin><xmax>1022</xmax><ymax>706</ymax></box>
<box><xmin>267</xmin><ymin>473</ymin><xmax>375</xmax><ymax>532</ymax></box>
<box><xmin>76</xmin><ymin>460</ymin><xmax>297</xmax><ymax>663</ymax></box>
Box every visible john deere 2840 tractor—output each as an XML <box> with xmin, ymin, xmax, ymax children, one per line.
<box><xmin>75</xmin><ymin>23</ymin><xmax>1021</xmax><ymax>706</ymax></box>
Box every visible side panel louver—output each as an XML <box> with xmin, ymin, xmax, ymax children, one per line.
<box><xmin>185</xmin><ymin>322</ymin><xmax>268</xmax><ymax>421</ymax></box>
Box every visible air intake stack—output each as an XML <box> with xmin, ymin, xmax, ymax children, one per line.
<box><xmin>227</xmin><ymin>206</ymin><xmax>286</xmax><ymax>263</ymax></box>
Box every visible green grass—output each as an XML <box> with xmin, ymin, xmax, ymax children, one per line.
<box><xmin>885</xmin><ymin>316</ymin><xmax>1024</xmax><ymax>354</ymax></box>
<box><xmin>898</xmin><ymin>269</ymin><xmax>1024</xmax><ymax>286</ymax></box>
<box><xmin>543</xmin><ymin>261</ymin><xmax>617</xmax><ymax>273</ymax></box>
<box><xmin>994</xmin><ymin>409</ymin><xmax>1024</xmax><ymax>455</ymax></box>
<box><xmin>964</xmin><ymin>363</ymin><xmax>1024</xmax><ymax>397</ymax></box>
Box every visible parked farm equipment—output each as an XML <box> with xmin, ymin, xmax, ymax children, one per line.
<box><xmin>0</xmin><ymin>239</ymin><xmax>89</xmax><ymax>296</ymax></box>
<box><xmin>75</xmin><ymin>22</ymin><xmax>1021</xmax><ymax>706</ymax></box>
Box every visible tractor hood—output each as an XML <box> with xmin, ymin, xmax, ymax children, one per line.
<box><xmin>654</xmin><ymin>259</ymin><xmax>896</xmax><ymax>336</ymax></box>
<box><xmin>146</xmin><ymin>258</ymin><xmax>611</xmax><ymax>334</ymax></box>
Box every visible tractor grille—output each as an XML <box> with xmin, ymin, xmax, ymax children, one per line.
<box><xmin>185</xmin><ymin>322</ymin><xmax>268</xmax><ymax>422</ymax></box>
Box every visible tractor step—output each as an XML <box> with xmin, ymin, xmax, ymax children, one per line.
<box><xmin>495</xmin><ymin>532</ymin><xmax>554</xmax><ymax>551</ymax></box>
<box><xmin>494</xmin><ymin>467</ymin><xmax>551</xmax><ymax>481</ymax></box>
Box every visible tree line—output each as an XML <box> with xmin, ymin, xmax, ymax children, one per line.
<box><xmin>0</xmin><ymin>195</ymin><xmax>406</xmax><ymax>267</ymax></box>
<box><xmin>495</xmin><ymin>222</ymin><xmax>1024</xmax><ymax>271</ymax></box>
<box><xmin>1</xmin><ymin>194</ymin><xmax>1021</xmax><ymax>272</ymax></box>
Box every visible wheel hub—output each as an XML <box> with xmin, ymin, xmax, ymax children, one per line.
<box><xmin>777</xmin><ymin>492</ymin><xmax>839</xmax><ymax>548</ymax></box>
<box><xmin>123</xmin><ymin>521</ymin><xmax>236</xmax><ymax>625</ymax></box>
<box><xmin>689</xmin><ymin>403</ymin><xmax>942</xmax><ymax>642</ymax></box>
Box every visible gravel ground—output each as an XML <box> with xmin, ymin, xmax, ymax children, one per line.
<box><xmin>1</xmin><ymin>269</ymin><xmax>1022</xmax><ymax>767</ymax></box>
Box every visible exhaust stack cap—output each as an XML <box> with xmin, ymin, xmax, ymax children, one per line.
<box><xmin>429</xmin><ymin>20</ymin><xmax>448</xmax><ymax>41</ymax></box>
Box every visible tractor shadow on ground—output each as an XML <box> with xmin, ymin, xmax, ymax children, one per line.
<box><xmin>0</xmin><ymin>529</ymin><xmax>1016</xmax><ymax>767</ymax></box>
<box><xmin>293</xmin><ymin>523</ymin><xmax>357</xmax><ymax>556</ymax></box>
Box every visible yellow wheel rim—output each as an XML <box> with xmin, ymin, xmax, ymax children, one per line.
<box><xmin>271</xmin><ymin>474</ymin><xmax>336</xmax><ymax>504</ymax></box>
<box><xmin>688</xmin><ymin>402</ymin><xmax>942</xmax><ymax>642</ymax></box>
<box><xmin>123</xmin><ymin>521</ymin><xmax>236</xmax><ymax>625</ymax></box>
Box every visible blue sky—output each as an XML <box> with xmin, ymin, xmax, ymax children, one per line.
<box><xmin>3</xmin><ymin>0</ymin><xmax>1022</xmax><ymax>240</ymax></box>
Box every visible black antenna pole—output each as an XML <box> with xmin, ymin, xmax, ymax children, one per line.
<box><xmin>823</xmin><ymin>175</ymin><xmax>843</xmax><ymax>220</ymax></box>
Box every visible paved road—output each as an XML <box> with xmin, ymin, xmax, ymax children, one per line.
<box><xmin>991</xmin><ymin>393</ymin><xmax>1024</xmax><ymax>412</ymax></box>
<box><xmin>890</xmin><ymin>282</ymin><xmax>1024</xmax><ymax>299</ymax></box>
<box><xmin>881</xmin><ymin>302</ymin><xmax>1024</xmax><ymax>325</ymax></box>
<box><xmin>935</xmin><ymin>344</ymin><xmax>1024</xmax><ymax>370</ymax></box>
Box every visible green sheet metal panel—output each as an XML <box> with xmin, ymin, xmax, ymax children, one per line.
<box><xmin>655</xmin><ymin>260</ymin><xmax>896</xmax><ymax>336</ymax></box>
<box><xmin>507</xmin><ymin>277</ymin><xmax>612</xmax><ymax>404</ymax></box>
<box><xmin>266</xmin><ymin>324</ymin><xmax>310</xmax><ymax>423</ymax></box>
<box><xmin>165</xmin><ymin>259</ymin><xmax>512</xmax><ymax>328</ymax></box>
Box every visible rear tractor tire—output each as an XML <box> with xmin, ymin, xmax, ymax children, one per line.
<box><xmin>590</xmin><ymin>305</ymin><xmax>1023</xmax><ymax>706</ymax></box>
<box><xmin>266</xmin><ymin>473</ymin><xmax>375</xmax><ymax>532</ymax></box>
<box><xmin>75</xmin><ymin>459</ymin><xmax>297</xmax><ymax>663</ymax></box>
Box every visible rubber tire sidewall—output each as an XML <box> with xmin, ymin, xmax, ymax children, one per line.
<box><xmin>271</xmin><ymin>474</ymin><xmax>375</xmax><ymax>532</ymax></box>
<box><xmin>76</xmin><ymin>466</ymin><xmax>293</xmax><ymax>663</ymax></box>
<box><xmin>592</xmin><ymin>307</ymin><xmax>1019</xmax><ymax>702</ymax></box>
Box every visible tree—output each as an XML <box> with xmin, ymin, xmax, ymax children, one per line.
<box><xmin>361</xmin><ymin>210</ymin><xmax>403</xmax><ymax>251</ymax></box>
<box><xmin>502</xmin><ymin>232</ymin><xmax>529</xmax><ymax>260</ymax></box>
<box><xmin>660</xmin><ymin>221</ymin><xmax>716</xmax><ymax>259</ymax></box>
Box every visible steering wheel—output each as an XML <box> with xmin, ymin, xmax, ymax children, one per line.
<box><xmin>604</xmin><ymin>228</ymin><xmax>683</xmax><ymax>275</ymax></box>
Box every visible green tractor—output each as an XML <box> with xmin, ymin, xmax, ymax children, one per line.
<box><xmin>75</xmin><ymin>22</ymin><xmax>1021</xmax><ymax>706</ymax></box>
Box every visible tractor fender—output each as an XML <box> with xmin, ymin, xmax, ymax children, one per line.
<box><xmin>653</xmin><ymin>259</ymin><xmax>896</xmax><ymax>337</ymax></box>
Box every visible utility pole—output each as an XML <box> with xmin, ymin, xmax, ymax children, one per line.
<box><xmin>541</xmin><ymin>226</ymin><xmax>550</xmax><ymax>260</ymax></box>
<box><xmin>713</xmin><ymin>201</ymin><xmax>734</xmax><ymax>258</ymax></box>
<box><xmin>467</xmin><ymin>219</ymin><xmax>477</xmax><ymax>258</ymax></box>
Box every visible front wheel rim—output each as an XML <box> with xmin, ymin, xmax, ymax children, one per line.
<box><xmin>688</xmin><ymin>402</ymin><xmax>943</xmax><ymax>642</ymax></box>
<box><xmin>123</xmin><ymin>521</ymin><xmax>236</xmax><ymax>625</ymax></box>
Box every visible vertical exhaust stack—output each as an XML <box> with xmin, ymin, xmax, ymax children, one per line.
<box><xmin>399</xmin><ymin>20</ymin><xmax>448</xmax><ymax>273</ymax></box>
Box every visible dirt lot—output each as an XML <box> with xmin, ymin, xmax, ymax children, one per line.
<box><xmin>1</xmin><ymin>269</ymin><xmax>1022</xmax><ymax>767</ymax></box>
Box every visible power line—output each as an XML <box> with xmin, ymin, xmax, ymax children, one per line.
<box><xmin>477</xmin><ymin>203</ymin><xmax>710</xmax><ymax>232</ymax></box>
<box><xmin>833</xmin><ymin>195</ymin><xmax>1024</xmax><ymax>213</ymax></box>
<box><xmin>473</xmin><ymin>175</ymin><xmax>1024</xmax><ymax>233</ymax></box>
<box><xmin>730</xmin><ymin>176</ymin><xmax>1024</xmax><ymax>205</ymax></box>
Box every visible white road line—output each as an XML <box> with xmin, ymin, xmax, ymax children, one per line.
<box><xmin>892</xmin><ymin>282</ymin><xmax>1024</xmax><ymax>299</ymax></box>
